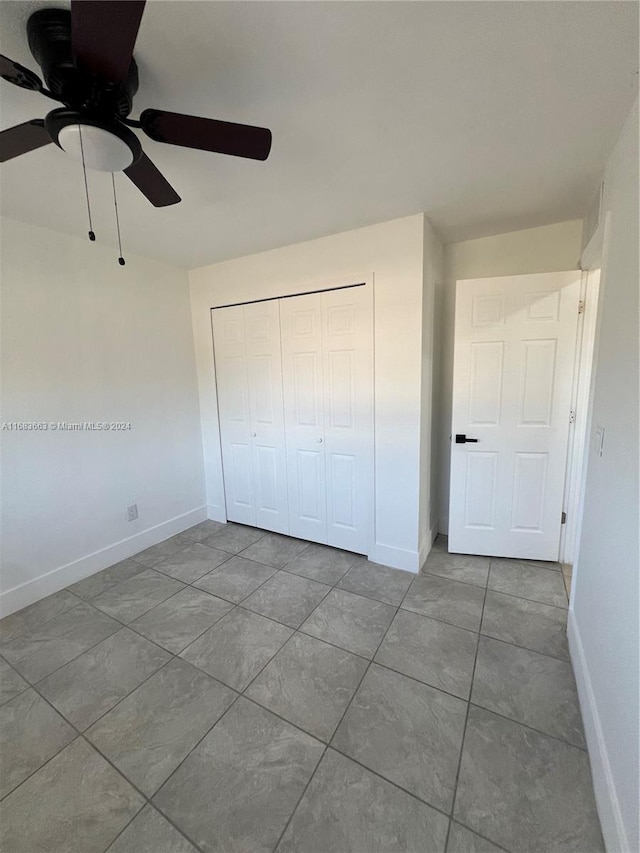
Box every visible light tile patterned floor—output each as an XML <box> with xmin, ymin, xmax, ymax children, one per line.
<box><xmin>0</xmin><ymin>525</ymin><xmax>603</xmax><ymax>853</ymax></box>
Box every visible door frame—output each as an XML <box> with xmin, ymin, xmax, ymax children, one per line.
<box><xmin>209</xmin><ymin>276</ymin><xmax>376</xmax><ymax>558</ymax></box>
<box><xmin>560</xmin><ymin>216</ymin><xmax>608</xmax><ymax>566</ymax></box>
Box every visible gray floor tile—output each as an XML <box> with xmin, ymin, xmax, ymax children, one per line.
<box><xmin>488</xmin><ymin>562</ymin><xmax>567</xmax><ymax>608</ymax></box>
<box><xmin>422</xmin><ymin>550</ymin><xmax>490</xmax><ymax>588</ymax></box>
<box><xmin>402</xmin><ymin>574</ymin><xmax>485</xmax><ymax>631</ymax></box>
<box><xmin>0</xmin><ymin>589</ymin><xmax>80</xmax><ymax>642</ymax></box>
<box><xmin>193</xmin><ymin>556</ymin><xmax>277</xmax><ymax>603</ymax></box>
<box><xmin>240</xmin><ymin>532</ymin><xmax>309</xmax><ymax>568</ymax></box>
<box><xmin>202</xmin><ymin>522</ymin><xmax>266</xmax><ymax>554</ymax></box>
<box><xmin>0</xmin><ymin>657</ymin><xmax>28</xmax><ymax>706</ymax></box>
<box><xmin>0</xmin><ymin>601</ymin><xmax>120</xmax><ymax>682</ymax></box>
<box><xmin>106</xmin><ymin>804</ymin><xmax>198</xmax><ymax>853</ymax></box>
<box><xmin>241</xmin><ymin>570</ymin><xmax>331</xmax><ymax>628</ymax></box>
<box><xmin>91</xmin><ymin>569</ymin><xmax>185</xmax><ymax>623</ymax></box>
<box><xmin>481</xmin><ymin>590</ymin><xmax>569</xmax><ymax>660</ymax></box>
<box><xmin>333</xmin><ymin>664</ymin><xmax>467</xmax><ymax>811</ymax></box>
<box><xmin>180</xmin><ymin>519</ymin><xmax>226</xmax><ymax>543</ymax></box>
<box><xmin>154</xmin><ymin>697</ymin><xmax>324</xmax><ymax>853</ymax></box>
<box><xmin>131</xmin><ymin>587</ymin><xmax>233</xmax><ymax>654</ymax></box>
<box><xmin>37</xmin><ymin>628</ymin><xmax>171</xmax><ymax>730</ymax></box>
<box><xmin>447</xmin><ymin>822</ymin><xmax>505</xmax><ymax>853</ymax></box>
<box><xmin>69</xmin><ymin>559</ymin><xmax>145</xmax><ymax>600</ymax></box>
<box><xmin>86</xmin><ymin>658</ymin><xmax>236</xmax><ymax>796</ymax></box>
<box><xmin>153</xmin><ymin>542</ymin><xmax>231</xmax><ymax>583</ymax></box>
<box><xmin>246</xmin><ymin>633</ymin><xmax>368</xmax><ymax>741</ymax></box>
<box><xmin>454</xmin><ymin>706</ymin><xmax>604</xmax><ymax>853</ymax></box>
<box><xmin>337</xmin><ymin>558</ymin><xmax>414</xmax><ymax>605</ymax></box>
<box><xmin>0</xmin><ymin>688</ymin><xmax>76</xmax><ymax>798</ymax></box>
<box><xmin>375</xmin><ymin>609</ymin><xmax>478</xmax><ymax>699</ymax></box>
<box><xmin>285</xmin><ymin>543</ymin><xmax>356</xmax><ymax>584</ymax></box>
<box><xmin>0</xmin><ymin>738</ymin><xmax>144</xmax><ymax>853</ymax></box>
<box><xmin>180</xmin><ymin>607</ymin><xmax>293</xmax><ymax>691</ymax></box>
<box><xmin>277</xmin><ymin>748</ymin><xmax>449</xmax><ymax>853</ymax></box>
<box><xmin>300</xmin><ymin>588</ymin><xmax>395</xmax><ymax>658</ymax></box>
<box><xmin>471</xmin><ymin>636</ymin><xmax>586</xmax><ymax>747</ymax></box>
<box><xmin>132</xmin><ymin>534</ymin><xmax>192</xmax><ymax>567</ymax></box>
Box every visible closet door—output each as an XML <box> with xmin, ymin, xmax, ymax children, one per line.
<box><xmin>212</xmin><ymin>302</ymin><xmax>289</xmax><ymax>533</ymax></box>
<box><xmin>322</xmin><ymin>286</ymin><xmax>373</xmax><ymax>553</ymax></box>
<box><xmin>280</xmin><ymin>294</ymin><xmax>328</xmax><ymax>543</ymax></box>
<box><xmin>211</xmin><ymin>305</ymin><xmax>255</xmax><ymax>525</ymax></box>
<box><xmin>244</xmin><ymin>301</ymin><xmax>289</xmax><ymax>534</ymax></box>
<box><xmin>280</xmin><ymin>286</ymin><xmax>373</xmax><ymax>552</ymax></box>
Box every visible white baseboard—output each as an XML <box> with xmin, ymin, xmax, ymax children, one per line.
<box><xmin>0</xmin><ymin>506</ymin><xmax>208</xmax><ymax>618</ymax></box>
<box><xmin>567</xmin><ymin>609</ymin><xmax>631</xmax><ymax>853</ymax></box>
<box><xmin>207</xmin><ymin>504</ymin><xmax>227</xmax><ymax>523</ymax></box>
<box><xmin>368</xmin><ymin>541</ymin><xmax>420</xmax><ymax>573</ymax></box>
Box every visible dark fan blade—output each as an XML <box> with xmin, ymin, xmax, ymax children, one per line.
<box><xmin>71</xmin><ymin>0</ymin><xmax>145</xmax><ymax>83</ymax></box>
<box><xmin>0</xmin><ymin>120</ymin><xmax>51</xmax><ymax>163</ymax></box>
<box><xmin>140</xmin><ymin>109</ymin><xmax>272</xmax><ymax>161</ymax></box>
<box><xmin>0</xmin><ymin>54</ymin><xmax>43</xmax><ymax>91</ymax></box>
<box><xmin>124</xmin><ymin>151</ymin><xmax>181</xmax><ymax>207</ymax></box>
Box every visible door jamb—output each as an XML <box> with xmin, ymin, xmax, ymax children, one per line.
<box><xmin>559</xmin><ymin>217</ymin><xmax>607</xmax><ymax>565</ymax></box>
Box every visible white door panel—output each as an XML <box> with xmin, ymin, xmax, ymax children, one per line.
<box><xmin>244</xmin><ymin>301</ymin><xmax>289</xmax><ymax>534</ymax></box>
<box><xmin>280</xmin><ymin>294</ymin><xmax>327</xmax><ymax>542</ymax></box>
<box><xmin>321</xmin><ymin>287</ymin><xmax>373</xmax><ymax>554</ymax></box>
<box><xmin>212</xmin><ymin>306</ymin><xmax>255</xmax><ymax>525</ymax></box>
<box><xmin>449</xmin><ymin>271</ymin><xmax>581</xmax><ymax>560</ymax></box>
<box><xmin>212</xmin><ymin>301</ymin><xmax>289</xmax><ymax>533</ymax></box>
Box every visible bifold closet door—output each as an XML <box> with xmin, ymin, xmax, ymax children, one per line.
<box><xmin>212</xmin><ymin>301</ymin><xmax>289</xmax><ymax>534</ymax></box>
<box><xmin>280</xmin><ymin>286</ymin><xmax>373</xmax><ymax>553</ymax></box>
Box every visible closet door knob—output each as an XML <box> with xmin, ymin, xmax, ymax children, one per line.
<box><xmin>251</xmin><ymin>432</ymin><xmax>256</xmax><ymax>437</ymax></box>
<box><xmin>317</xmin><ymin>437</ymin><xmax>323</xmax><ymax>443</ymax></box>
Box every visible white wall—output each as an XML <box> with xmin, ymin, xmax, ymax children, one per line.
<box><xmin>419</xmin><ymin>217</ymin><xmax>443</xmax><ymax>564</ymax></box>
<box><xmin>0</xmin><ymin>218</ymin><xmax>206</xmax><ymax>616</ymax></box>
<box><xmin>438</xmin><ymin>219</ymin><xmax>583</xmax><ymax>531</ymax></box>
<box><xmin>569</xmin><ymin>97</ymin><xmax>639</xmax><ymax>853</ymax></box>
<box><xmin>189</xmin><ymin>214</ymin><xmax>440</xmax><ymax>571</ymax></box>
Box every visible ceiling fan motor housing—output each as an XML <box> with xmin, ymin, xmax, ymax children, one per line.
<box><xmin>27</xmin><ymin>8</ymin><xmax>138</xmax><ymax>117</ymax></box>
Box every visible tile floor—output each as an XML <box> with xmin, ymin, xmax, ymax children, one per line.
<box><xmin>0</xmin><ymin>523</ymin><xmax>603</xmax><ymax>853</ymax></box>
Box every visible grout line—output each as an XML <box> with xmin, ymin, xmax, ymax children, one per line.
<box><xmin>446</xmin><ymin>580</ymin><xmax>488</xmax><ymax>848</ymax></box>
<box><xmin>272</xmin><ymin>571</ymin><xmax>403</xmax><ymax>851</ymax></box>
<box><xmin>465</xmin><ymin>702</ymin><xmax>588</xmax><ymax>753</ymax></box>
<box><xmin>1</xmin><ymin>526</ymin><xmax>587</xmax><ymax>852</ymax></box>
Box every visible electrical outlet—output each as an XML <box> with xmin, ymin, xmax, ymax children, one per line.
<box><xmin>126</xmin><ymin>504</ymin><xmax>138</xmax><ymax>522</ymax></box>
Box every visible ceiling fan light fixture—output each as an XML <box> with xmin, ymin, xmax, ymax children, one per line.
<box><xmin>45</xmin><ymin>108</ymin><xmax>142</xmax><ymax>172</ymax></box>
<box><xmin>58</xmin><ymin>124</ymin><xmax>133</xmax><ymax>171</ymax></box>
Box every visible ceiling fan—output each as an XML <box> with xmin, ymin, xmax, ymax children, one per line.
<box><xmin>0</xmin><ymin>0</ymin><xmax>272</xmax><ymax>208</ymax></box>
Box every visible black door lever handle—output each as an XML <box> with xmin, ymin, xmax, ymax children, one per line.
<box><xmin>455</xmin><ymin>434</ymin><xmax>479</xmax><ymax>443</ymax></box>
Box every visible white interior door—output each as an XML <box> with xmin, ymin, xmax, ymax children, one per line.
<box><xmin>280</xmin><ymin>293</ymin><xmax>328</xmax><ymax>543</ymax></box>
<box><xmin>244</xmin><ymin>301</ymin><xmax>289</xmax><ymax>533</ymax></box>
<box><xmin>449</xmin><ymin>271</ymin><xmax>581</xmax><ymax>560</ymax></box>
<box><xmin>280</xmin><ymin>286</ymin><xmax>373</xmax><ymax>552</ymax></box>
<box><xmin>322</xmin><ymin>286</ymin><xmax>373</xmax><ymax>553</ymax></box>
<box><xmin>212</xmin><ymin>305</ymin><xmax>255</xmax><ymax>526</ymax></box>
<box><xmin>212</xmin><ymin>302</ymin><xmax>289</xmax><ymax>533</ymax></box>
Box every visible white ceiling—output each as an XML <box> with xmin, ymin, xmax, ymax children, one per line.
<box><xmin>0</xmin><ymin>1</ymin><xmax>637</xmax><ymax>269</ymax></box>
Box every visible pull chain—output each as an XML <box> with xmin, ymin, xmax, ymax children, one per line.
<box><xmin>78</xmin><ymin>125</ymin><xmax>95</xmax><ymax>241</ymax></box>
<box><xmin>111</xmin><ymin>172</ymin><xmax>125</xmax><ymax>265</ymax></box>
